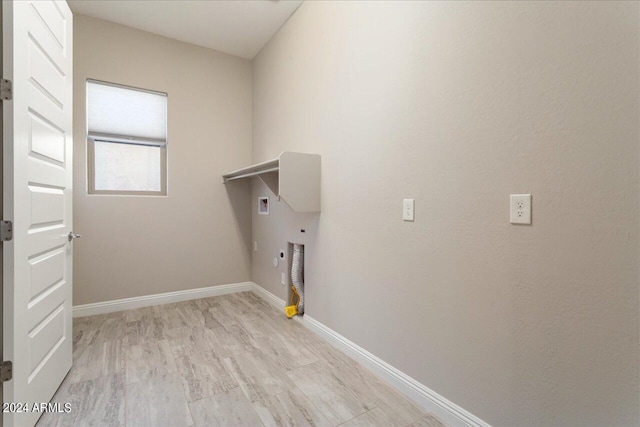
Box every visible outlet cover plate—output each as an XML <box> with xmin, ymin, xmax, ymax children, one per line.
<box><xmin>510</xmin><ymin>194</ymin><xmax>532</xmax><ymax>224</ymax></box>
<box><xmin>403</xmin><ymin>199</ymin><xmax>415</xmax><ymax>221</ymax></box>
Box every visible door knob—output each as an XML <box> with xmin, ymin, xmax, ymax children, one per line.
<box><xmin>68</xmin><ymin>232</ymin><xmax>82</xmax><ymax>242</ymax></box>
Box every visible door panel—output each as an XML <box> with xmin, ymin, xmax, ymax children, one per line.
<box><xmin>3</xmin><ymin>1</ymin><xmax>73</xmax><ymax>426</ymax></box>
<box><xmin>29</xmin><ymin>115</ymin><xmax>66</xmax><ymax>164</ymax></box>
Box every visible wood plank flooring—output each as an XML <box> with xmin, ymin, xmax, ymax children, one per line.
<box><xmin>37</xmin><ymin>292</ymin><xmax>445</xmax><ymax>427</ymax></box>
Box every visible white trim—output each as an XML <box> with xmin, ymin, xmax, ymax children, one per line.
<box><xmin>250</xmin><ymin>281</ymin><xmax>285</xmax><ymax>309</ymax></box>
<box><xmin>249</xmin><ymin>282</ymin><xmax>491</xmax><ymax>427</ymax></box>
<box><xmin>72</xmin><ymin>282</ymin><xmax>253</xmax><ymax>318</ymax></box>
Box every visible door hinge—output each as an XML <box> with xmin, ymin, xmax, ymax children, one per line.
<box><xmin>1</xmin><ymin>361</ymin><xmax>12</xmax><ymax>382</ymax></box>
<box><xmin>0</xmin><ymin>220</ymin><xmax>13</xmax><ymax>242</ymax></box>
<box><xmin>0</xmin><ymin>79</ymin><xmax>12</xmax><ymax>101</ymax></box>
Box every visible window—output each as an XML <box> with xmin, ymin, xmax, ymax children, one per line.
<box><xmin>87</xmin><ymin>80</ymin><xmax>167</xmax><ymax>195</ymax></box>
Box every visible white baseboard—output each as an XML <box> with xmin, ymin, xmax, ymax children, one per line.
<box><xmin>250</xmin><ymin>281</ymin><xmax>285</xmax><ymax>309</ymax></box>
<box><xmin>72</xmin><ymin>281</ymin><xmax>253</xmax><ymax>318</ymax></box>
<box><xmin>250</xmin><ymin>282</ymin><xmax>490</xmax><ymax>427</ymax></box>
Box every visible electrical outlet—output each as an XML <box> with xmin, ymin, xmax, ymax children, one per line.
<box><xmin>403</xmin><ymin>199</ymin><xmax>415</xmax><ymax>221</ymax></box>
<box><xmin>254</xmin><ymin>241</ymin><xmax>258</xmax><ymax>251</ymax></box>
<box><xmin>281</xmin><ymin>272</ymin><xmax>286</xmax><ymax>286</ymax></box>
<box><xmin>510</xmin><ymin>194</ymin><xmax>532</xmax><ymax>224</ymax></box>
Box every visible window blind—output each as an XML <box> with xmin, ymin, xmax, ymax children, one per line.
<box><xmin>87</xmin><ymin>80</ymin><xmax>167</xmax><ymax>145</ymax></box>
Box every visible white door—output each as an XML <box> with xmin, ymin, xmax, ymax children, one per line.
<box><xmin>3</xmin><ymin>1</ymin><xmax>73</xmax><ymax>426</ymax></box>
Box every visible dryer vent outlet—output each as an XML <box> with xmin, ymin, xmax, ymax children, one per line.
<box><xmin>288</xmin><ymin>243</ymin><xmax>304</xmax><ymax>314</ymax></box>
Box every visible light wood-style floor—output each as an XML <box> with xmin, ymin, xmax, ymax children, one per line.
<box><xmin>37</xmin><ymin>292</ymin><xmax>445</xmax><ymax>427</ymax></box>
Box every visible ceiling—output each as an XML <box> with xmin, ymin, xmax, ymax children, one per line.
<box><xmin>68</xmin><ymin>0</ymin><xmax>303</xmax><ymax>59</ymax></box>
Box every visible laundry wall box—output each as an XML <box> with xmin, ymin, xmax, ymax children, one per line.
<box><xmin>223</xmin><ymin>152</ymin><xmax>321</xmax><ymax>213</ymax></box>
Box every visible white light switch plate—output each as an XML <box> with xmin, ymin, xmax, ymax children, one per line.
<box><xmin>281</xmin><ymin>272</ymin><xmax>286</xmax><ymax>286</ymax></box>
<box><xmin>510</xmin><ymin>194</ymin><xmax>531</xmax><ymax>224</ymax></box>
<box><xmin>403</xmin><ymin>199</ymin><xmax>415</xmax><ymax>221</ymax></box>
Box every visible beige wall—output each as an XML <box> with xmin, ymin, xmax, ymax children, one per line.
<box><xmin>251</xmin><ymin>2</ymin><xmax>640</xmax><ymax>426</ymax></box>
<box><xmin>73</xmin><ymin>15</ymin><xmax>253</xmax><ymax>305</ymax></box>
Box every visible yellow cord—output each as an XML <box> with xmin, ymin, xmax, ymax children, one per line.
<box><xmin>285</xmin><ymin>285</ymin><xmax>301</xmax><ymax>318</ymax></box>
<box><xmin>290</xmin><ymin>285</ymin><xmax>300</xmax><ymax>306</ymax></box>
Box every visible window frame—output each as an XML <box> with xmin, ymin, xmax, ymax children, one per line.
<box><xmin>86</xmin><ymin>79</ymin><xmax>168</xmax><ymax>196</ymax></box>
